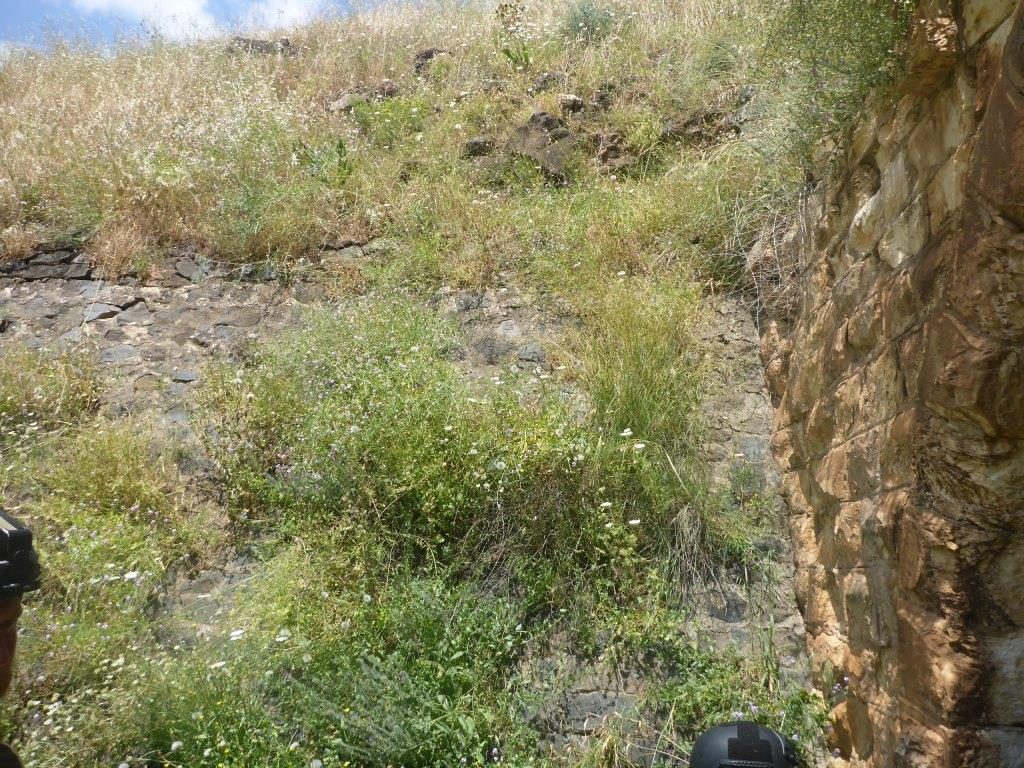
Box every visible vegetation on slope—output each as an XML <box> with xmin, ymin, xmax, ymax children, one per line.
<box><xmin>0</xmin><ymin>0</ymin><xmax>915</xmax><ymax>765</ymax></box>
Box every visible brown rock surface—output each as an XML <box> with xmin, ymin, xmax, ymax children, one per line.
<box><xmin>756</xmin><ymin>1</ymin><xmax>1024</xmax><ymax>765</ymax></box>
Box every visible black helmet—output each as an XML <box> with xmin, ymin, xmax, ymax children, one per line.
<box><xmin>690</xmin><ymin>721</ymin><xmax>799</xmax><ymax>768</ymax></box>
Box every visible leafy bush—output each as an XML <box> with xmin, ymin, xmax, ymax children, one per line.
<box><xmin>761</xmin><ymin>0</ymin><xmax>916</xmax><ymax>160</ymax></box>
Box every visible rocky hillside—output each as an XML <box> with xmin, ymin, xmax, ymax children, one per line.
<box><xmin>0</xmin><ymin>2</ymin><xmax>929</xmax><ymax>767</ymax></box>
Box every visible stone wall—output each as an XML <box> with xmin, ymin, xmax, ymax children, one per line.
<box><xmin>757</xmin><ymin>1</ymin><xmax>1024</xmax><ymax>765</ymax></box>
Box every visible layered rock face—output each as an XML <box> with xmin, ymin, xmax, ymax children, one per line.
<box><xmin>758</xmin><ymin>1</ymin><xmax>1024</xmax><ymax>765</ymax></box>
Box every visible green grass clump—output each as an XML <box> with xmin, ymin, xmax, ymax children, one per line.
<box><xmin>578</xmin><ymin>277</ymin><xmax>705</xmax><ymax>453</ymax></box>
<box><xmin>0</xmin><ymin>348</ymin><xmax>97</xmax><ymax>448</ymax></box>
<box><xmin>16</xmin><ymin>422</ymin><xmax>215</xmax><ymax>689</ymax></box>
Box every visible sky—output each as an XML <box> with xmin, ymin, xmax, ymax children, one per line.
<box><xmin>0</xmin><ymin>0</ymin><xmax>352</xmax><ymax>48</ymax></box>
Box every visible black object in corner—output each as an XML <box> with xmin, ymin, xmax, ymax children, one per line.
<box><xmin>0</xmin><ymin>512</ymin><xmax>41</xmax><ymax>599</ymax></box>
<box><xmin>690</xmin><ymin>721</ymin><xmax>800</xmax><ymax>768</ymax></box>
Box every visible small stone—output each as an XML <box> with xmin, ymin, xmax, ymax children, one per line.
<box><xmin>83</xmin><ymin>303</ymin><xmax>119</xmax><ymax>321</ymax></box>
<box><xmin>464</xmin><ymin>136</ymin><xmax>495</xmax><ymax>158</ymax></box>
<box><xmin>414</xmin><ymin>47</ymin><xmax>449</xmax><ymax>74</ymax></box>
<box><xmin>558</xmin><ymin>94</ymin><xmax>585</xmax><ymax>114</ymax></box>
<box><xmin>326</xmin><ymin>91</ymin><xmax>368</xmax><ymax>113</ymax></box>
<box><xmin>172</xmin><ymin>369</ymin><xmax>199</xmax><ymax>383</ymax></box>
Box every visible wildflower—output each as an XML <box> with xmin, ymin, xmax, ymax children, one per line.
<box><xmin>619</xmin><ymin>428</ymin><xmax>633</xmax><ymax>437</ymax></box>
<box><xmin>362</xmin><ymin>593</ymin><xmax>372</xmax><ymax>604</ymax></box>
<box><xmin>633</xmin><ymin>442</ymin><xmax>646</xmax><ymax>451</ymax></box>
<box><xmin>600</xmin><ymin>501</ymin><xmax>613</xmax><ymax>509</ymax></box>
<box><xmin>209</xmin><ymin>661</ymin><xmax>227</xmax><ymax>669</ymax></box>
<box><xmin>170</xmin><ymin>741</ymin><xmax>183</xmax><ymax>752</ymax></box>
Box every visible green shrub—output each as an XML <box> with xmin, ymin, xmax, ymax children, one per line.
<box><xmin>761</xmin><ymin>0</ymin><xmax>916</xmax><ymax>161</ymax></box>
<box><xmin>562</xmin><ymin>1</ymin><xmax>617</xmax><ymax>44</ymax></box>
<box><xmin>198</xmin><ymin>300</ymin><xmax>689</xmax><ymax>606</ymax></box>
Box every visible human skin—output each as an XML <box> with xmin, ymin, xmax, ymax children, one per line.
<box><xmin>0</xmin><ymin>599</ymin><xmax>22</xmax><ymax>696</ymax></box>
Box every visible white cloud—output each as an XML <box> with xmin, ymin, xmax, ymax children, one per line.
<box><xmin>71</xmin><ymin>0</ymin><xmax>221</xmax><ymax>40</ymax></box>
<box><xmin>244</xmin><ymin>0</ymin><xmax>328</xmax><ymax>31</ymax></box>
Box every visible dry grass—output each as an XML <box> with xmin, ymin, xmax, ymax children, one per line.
<box><xmin>0</xmin><ymin>0</ymin><xmax>755</xmax><ymax>273</ymax></box>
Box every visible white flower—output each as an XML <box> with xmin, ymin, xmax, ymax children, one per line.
<box><xmin>362</xmin><ymin>593</ymin><xmax>372</xmax><ymax>604</ymax></box>
<box><xmin>628</xmin><ymin>519</ymin><xmax>641</xmax><ymax>526</ymax></box>
<box><xmin>123</xmin><ymin>571</ymin><xmax>139</xmax><ymax>581</ymax></box>
<box><xmin>604</xmin><ymin>522</ymin><xmax>614</xmax><ymax>529</ymax></box>
<box><xmin>170</xmin><ymin>741</ymin><xmax>183</xmax><ymax>752</ymax></box>
<box><xmin>275</xmin><ymin>628</ymin><xmax>292</xmax><ymax>642</ymax></box>
<box><xmin>600</xmin><ymin>501</ymin><xmax>613</xmax><ymax>509</ymax></box>
<box><xmin>209</xmin><ymin>661</ymin><xmax>227</xmax><ymax>669</ymax></box>
<box><xmin>619</xmin><ymin>428</ymin><xmax>633</xmax><ymax>438</ymax></box>
<box><xmin>229</xmin><ymin>629</ymin><xmax>245</xmax><ymax>641</ymax></box>
<box><xmin>633</xmin><ymin>443</ymin><xmax>646</xmax><ymax>451</ymax></box>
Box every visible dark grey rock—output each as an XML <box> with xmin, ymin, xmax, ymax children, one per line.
<box><xmin>516</xmin><ymin>342</ymin><xmax>546</xmax><ymax>364</ymax></box>
<box><xmin>65</xmin><ymin>263</ymin><xmax>92</xmax><ymax>279</ymax></box>
<box><xmin>33</xmin><ymin>250</ymin><xmax>74</xmax><ymax>266</ymax></box>
<box><xmin>413</xmin><ymin>47</ymin><xmax>449</xmax><ymax>74</ymax></box>
<box><xmin>464</xmin><ymin>136</ymin><xmax>495</xmax><ymax>158</ymax></box>
<box><xmin>119</xmin><ymin>301</ymin><xmax>152</xmax><ymax>325</ymax></box>
<box><xmin>172</xmin><ymin>369</ymin><xmax>199</xmax><ymax>383</ymax></box>
<box><xmin>100</xmin><ymin>344</ymin><xmax>140</xmax><ymax>364</ymax></box>
<box><xmin>532</xmin><ymin>70</ymin><xmax>566</xmax><ymax>92</ymax></box>
<box><xmin>506</xmin><ymin>112</ymin><xmax>576</xmax><ymax>178</ymax></box>
<box><xmin>85</xmin><ymin>303</ymin><xmax>121</xmax><ymax>322</ymax></box>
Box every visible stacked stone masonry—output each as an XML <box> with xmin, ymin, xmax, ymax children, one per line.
<box><xmin>757</xmin><ymin>1</ymin><xmax>1024</xmax><ymax>766</ymax></box>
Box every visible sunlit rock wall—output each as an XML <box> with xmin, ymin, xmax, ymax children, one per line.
<box><xmin>757</xmin><ymin>1</ymin><xmax>1024</xmax><ymax>765</ymax></box>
